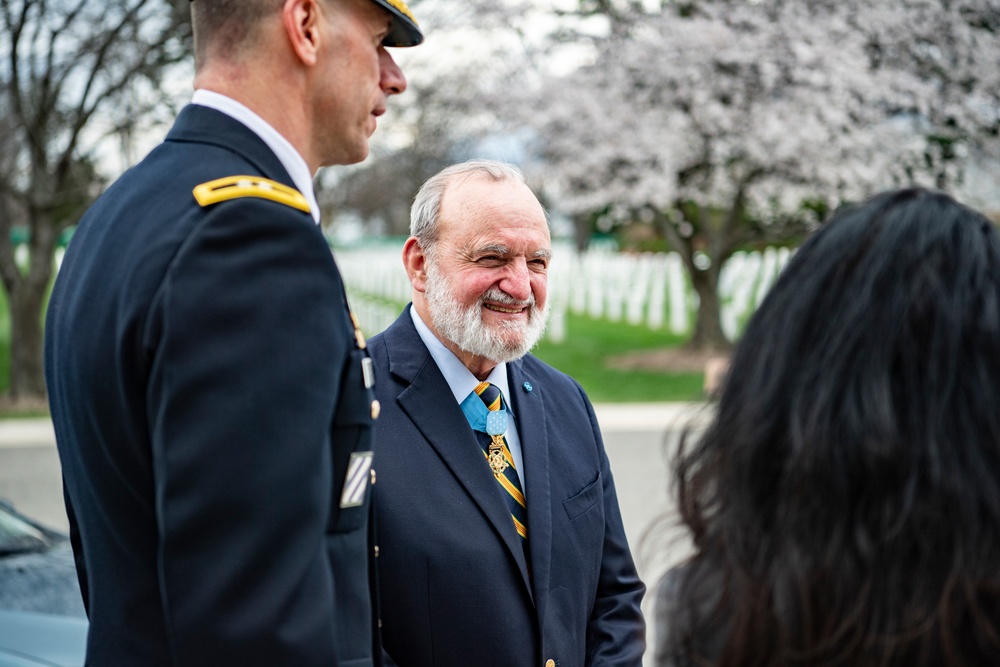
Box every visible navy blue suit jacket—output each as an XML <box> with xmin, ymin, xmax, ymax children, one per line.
<box><xmin>369</xmin><ymin>308</ymin><xmax>645</xmax><ymax>666</ymax></box>
<box><xmin>45</xmin><ymin>105</ymin><xmax>378</xmax><ymax>666</ymax></box>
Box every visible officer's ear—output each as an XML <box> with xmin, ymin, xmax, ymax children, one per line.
<box><xmin>283</xmin><ymin>0</ymin><xmax>322</xmax><ymax>66</ymax></box>
<box><xmin>402</xmin><ymin>237</ymin><xmax>429</xmax><ymax>292</ymax></box>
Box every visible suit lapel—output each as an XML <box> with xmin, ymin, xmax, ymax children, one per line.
<box><xmin>508</xmin><ymin>359</ymin><xmax>552</xmax><ymax>621</ymax></box>
<box><xmin>384</xmin><ymin>313</ymin><xmax>533</xmax><ymax>597</ymax></box>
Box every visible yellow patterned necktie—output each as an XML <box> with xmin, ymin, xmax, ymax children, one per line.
<box><xmin>472</xmin><ymin>381</ymin><xmax>528</xmax><ymax>543</ymax></box>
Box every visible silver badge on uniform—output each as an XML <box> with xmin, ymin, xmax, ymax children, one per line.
<box><xmin>340</xmin><ymin>451</ymin><xmax>374</xmax><ymax>508</ymax></box>
<box><xmin>361</xmin><ymin>357</ymin><xmax>375</xmax><ymax>389</ymax></box>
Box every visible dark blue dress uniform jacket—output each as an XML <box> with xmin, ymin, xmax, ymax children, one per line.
<box><xmin>44</xmin><ymin>105</ymin><xmax>379</xmax><ymax>667</ymax></box>
<box><xmin>369</xmin><ymin>307</ymin><xmax>646</xmax><ymax>666</ymax></box>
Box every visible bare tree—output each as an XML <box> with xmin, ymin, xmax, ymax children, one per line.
<box><xmin>0</xmin><ymin>0</ymin><xmax>191</xmax><ymax>400</ymax></box>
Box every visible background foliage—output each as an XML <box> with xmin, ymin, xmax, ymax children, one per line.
<box><xmin>3</xmin><ymin>0</ymin><xmax>999</xmax><ymax>402</ymax></box>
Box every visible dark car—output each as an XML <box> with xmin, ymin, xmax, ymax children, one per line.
<box><xmin>0</xmin><ymin>500</ymin><xmax>87</xmax><ymax>666</ymax></box>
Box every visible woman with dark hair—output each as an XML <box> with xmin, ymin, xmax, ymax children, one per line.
<box><xmin>656</xmin><ymin>188</ymin><xmax>1000</xmax><ymax>666</ymax></box>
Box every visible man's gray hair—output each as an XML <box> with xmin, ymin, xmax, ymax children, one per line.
<box><xmin>409</xmin><ymin>159</ymin><xmax>528</xmax><ymax>254</ymax></box>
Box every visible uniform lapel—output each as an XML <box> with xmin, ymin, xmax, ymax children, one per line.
<box><xmin>383</xmin><ymin>312</ymin><xmax>533</xmax><ymax>596</ymax></box>
<box><xmin>508</xmin><ymin>359</ymin><xmax>552</xmax><ymax>622</ymax></box>
<box><xmin>168</xmin><ymin>105</ymin><xmax>296</xmax><ymax>189</ymax></box>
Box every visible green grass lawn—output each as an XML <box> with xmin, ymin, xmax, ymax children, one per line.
<box><xmin>532</xmin><ymin>314</ymin><xmax>705</xmax><ymax>403</ymax></box>
<box><xmin>0</xmin><ymin>291</ymin><xmax>705</xmax><ymax>416</ymax></box>
<box><xmin>346</xmin><ymin>292</ymin><xmax>708</xmax><ymax>403</ymax></box>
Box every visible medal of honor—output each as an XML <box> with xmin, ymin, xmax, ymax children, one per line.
<box><xmin>488</xmin><ymin>441</ymin><xmax>508</xmax><ymax>476</ymax></box>
<box><xmin>486</xmin><ymin>411</ymin><xmax>509</xmax><ymax>476</ymax></box>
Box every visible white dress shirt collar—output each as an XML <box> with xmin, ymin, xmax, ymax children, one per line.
<box><xmin>409</xmin><ymin>306</ymin><xmax>513</xmax><ymax>413</ymax></box>
<box><xmin>191</xmin><ymin>89</ymin><xmax>321</xmax><ymax>224</ymax></box>
<box><xmin>409</xmin><ymin>306</ymin><xmax>526</xmax><ymax>487</ymax></box>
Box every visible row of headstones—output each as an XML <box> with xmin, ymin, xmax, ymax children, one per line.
<box><xmin>336</xmin><ymin>243</ymin><xmax>793</xmax><ymax>343</ymax></box>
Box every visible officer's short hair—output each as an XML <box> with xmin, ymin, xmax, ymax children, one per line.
<box><xmin>191</xmin><ymin>0</ymin><xmax>281</xmax><ymax>68</ymax></box>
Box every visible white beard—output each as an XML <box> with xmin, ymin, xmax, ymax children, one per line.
<box><xmin>424</xmin><ymin>261</ymin><xmax>549</xmax><ymax>364</ymax></box>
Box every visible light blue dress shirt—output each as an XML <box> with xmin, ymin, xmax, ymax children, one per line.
<box><xmin>409</xmin><ymin>307</ymin><xmax>527</xmax><ymax>489</ymax></box>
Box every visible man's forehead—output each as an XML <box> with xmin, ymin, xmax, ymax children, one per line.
<box><xmin>442</xmin><ymin>210</ymin><xmax>550</xmax><ymax>246</ymax></box>
<box><xmin>441</xmin><ymin>178</ymin><xmax>544</xmax><ymax>219</ymax></box>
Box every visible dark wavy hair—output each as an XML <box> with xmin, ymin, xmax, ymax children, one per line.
<box><xmin>672</xmin><ymin>188</ymin><xmax>1000</xmax><ymax>666</ymax></box>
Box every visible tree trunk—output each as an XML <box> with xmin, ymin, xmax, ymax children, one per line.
<box><xmin>2</xmin><ymin>216</ymin><xmax>59</xmax><ymax>402</ymax></box>
<box><xmin>571</xmin><ymin>212</ymin><xmax>592</xmax><ymax>252</ymax></box>
<box><xmin>687</xmin><ymin>265</ymin><xmax>731</xmax><ymax>352</ymax></box>
<box><xmin>653</xmin><ymin>205</ymin><xmax>733</xmax><ymax>352</ymax></box>
<box><xmin>8</xmin><ymin>279</ymin><xmax>47</xmax><ymax>399</ymax></box>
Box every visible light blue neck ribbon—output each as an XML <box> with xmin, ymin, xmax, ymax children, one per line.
<box><xmin>460</xmin><ymin>391</ymin><xmax>490</xmax><ymax>432</ymax></box>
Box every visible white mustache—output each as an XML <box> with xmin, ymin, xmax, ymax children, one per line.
<box><xmin>480</xmin><ymin>287</ymin><xmax>534</xmax><ymax>309</ymax></box>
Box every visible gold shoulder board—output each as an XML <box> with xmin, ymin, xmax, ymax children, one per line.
<box><xmin>192</xmin><ymin>176</ymin><xmax>311</xmax><ymax>213</ymax></box>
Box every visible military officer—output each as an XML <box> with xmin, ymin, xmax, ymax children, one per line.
<box><xmin>44</xmin><ymin>1</ymin><xmax>421</xmax><ymax>664</ymax></box>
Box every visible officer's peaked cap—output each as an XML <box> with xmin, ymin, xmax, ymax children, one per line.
<box><xmin>188</xmin><ymin>0</ymin><xmax>423</xmax><ymax>48</ymax></box>
<box><xmin>372</xmin><ymin>0</ymin><xmax>423</xmax><ymax>47</ymax></box>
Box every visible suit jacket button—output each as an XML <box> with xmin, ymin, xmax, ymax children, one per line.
<box><xmin>370</xmin><ymin>468</ymin><xmax>377</xmax><ymax>485</ymax></box>
<box><xmin>371</xmin><ymin>399</ymin><xmax>381</xmax><ymax>419</ymax></box>
<box><xmin>374</xmin><ymin>545</ymin><xmax>380</xmax><ymax>557</ymax></box>
<box><xmin>544</xmin><ymin>660</ymin><xmax>555</xmax><ymax>667</ymax></box>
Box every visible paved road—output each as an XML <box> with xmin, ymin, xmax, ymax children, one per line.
<box><xmin>0</xmin><ymin>403</ymin><xmax>711</xmax><ymax>663</ymax></box>
<box><xmin>0</xmin><ymin>419</ymin><xmax>67</xmax><ymax>534</ymax></box>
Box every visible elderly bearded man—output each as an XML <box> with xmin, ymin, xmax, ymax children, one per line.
<box><xmin>368</xmin><ymin>159</ymin><xmax>646</xmax><ymax>666</ymax></box>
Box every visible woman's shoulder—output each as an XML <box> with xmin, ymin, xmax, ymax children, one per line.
<box><xmin>653</xmin><ymin>562</ymin><xmax>728</xmax><ymax>667</ymax></box>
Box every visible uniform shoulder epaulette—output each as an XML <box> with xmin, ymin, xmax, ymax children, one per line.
<box><xmin>192</xmin><ymin>176</ymin><xmax>311</xmax><ymax>213</ymax></box>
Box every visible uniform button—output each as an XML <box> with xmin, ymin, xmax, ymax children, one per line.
<box><xmin>545</xmin><ymin>660</ymin><xmax>555</xmax><ymax>667</ymax></box>
<box><xmin>374</xmin><ymin>545</ymin><xmax>380</xmax><ymax>557</ymax></box>
<box><xmin>370</xmin><ymin>468</ymin><xmax>377</xmax><ymax>485</ymax></box>
<box><xmin>371</xmin><ymin>399</ymin><xmax>381</xmax><ymax>419</ymax></box>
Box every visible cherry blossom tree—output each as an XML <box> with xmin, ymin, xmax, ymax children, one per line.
<box><xmin>532</xmin><ymin>0</ymin><xmax>1000</xmax><ymax>350</ymax></box>
<box><xmin>319</xmin><ymin>0</ymin><xmax>998</xmax><ymax>351</ymax></box>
